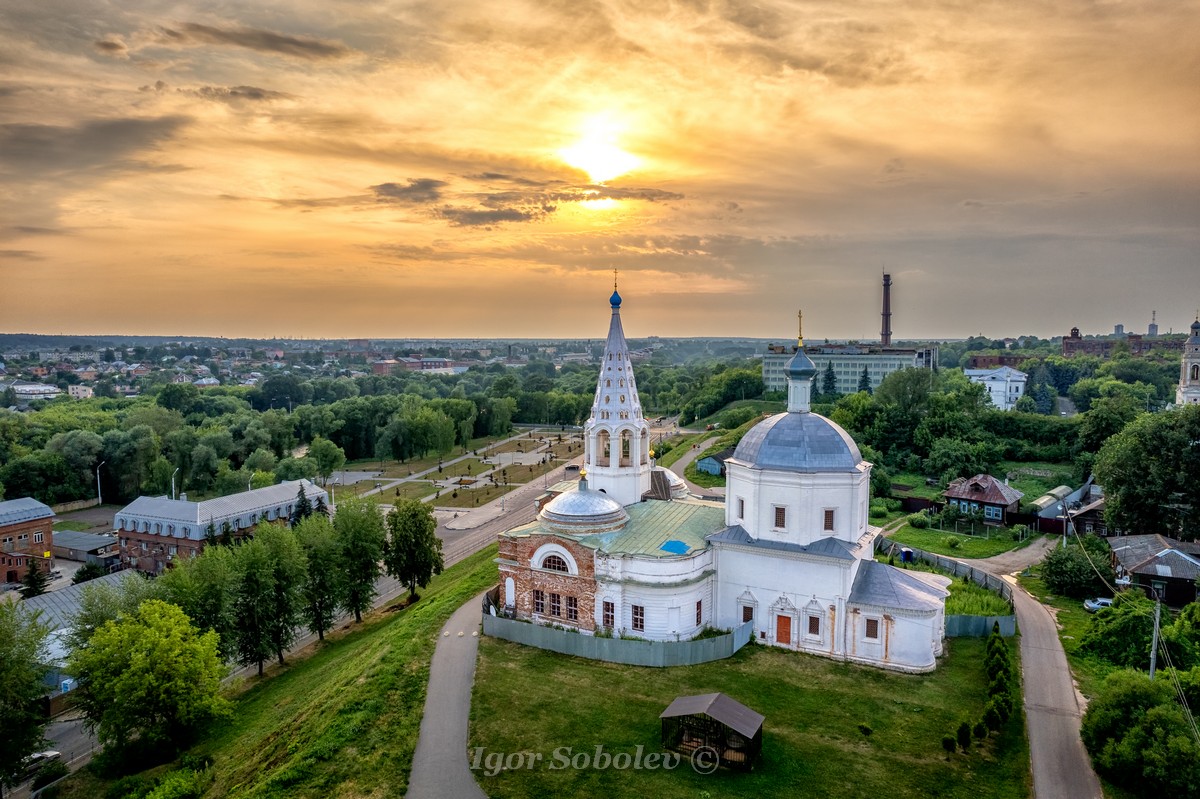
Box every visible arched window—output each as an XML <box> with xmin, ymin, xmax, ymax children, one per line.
<box><xmin>1192</xmin><ymin>364</ymin><xmax>1199</xmax><ymax>381</ymax></box>
<box><xmin>542</xmin><ymin>555</ymin><xmax>569</xmax><ymax>572</ymax></box>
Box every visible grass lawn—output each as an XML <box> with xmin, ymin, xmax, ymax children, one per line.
<box><xmin>59</xmin><ymin>545</ymin><xmax>501</xmax><ymax>799</ymax></box>
<box><xmin>996</xmin><ymin>462</ymin><xmax>1075</xmax><ymax>501</ymax></box>
<box><xmin>691</xmin><ymin>399</ymin><xmax>784</xmax><ymax>430</ymax></box>
<box><xmin>470</xmin><ymin>636</ymin><xmax>1030</xmax><ymax>799</ymax></box>
<box><xmin>878</xmin><ymin>557</ymin><xmax>1013</xmax><ymax>616</ymax></box>
<box><xmin>890</xmin><ymin>472</ymin><xmax>944</xmax><ymax>500</ymax></box>
<box><xmin>434</xmin><ymin>483</ymin><xmax>518</xmax><ymax>508</ymax></box>
<box><xmin>657</xmin><ymin>432</ymin><xmax>718</xmax><ymax>469</ymax></box>
<box><xmin>377</xmin><ymin>481</ymin><xmax>438</xmax><ymax>502</ymax></box>
<box><xmin>887</xmin><ymin>524</ymin><xmax>1041</xmax><ymax>560</ymax></box>
<box><xmin>52</xmin><ymin>519</ymin><xmax>92</xmax><ymax>532</ymax></box>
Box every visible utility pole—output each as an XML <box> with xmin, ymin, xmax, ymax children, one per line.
<box><xmin>95</xmin><ymin>460</ymin><xmax>106</xmax><ymax>505</ymax></box>
<box><xmin>1149</xmin><ymin>591</ymin><xmax>1162</xmax><ymax>680</ymax></box>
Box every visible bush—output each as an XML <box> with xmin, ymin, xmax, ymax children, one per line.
<box><xmin>907</xmin><ymin>513</ymin><xmax>929</xmax><ymax>529</ymax></box>
<box><xmin>984</xmin><ymin>703</ymin><xmax>1003</xmax><ymax>731</ymax></box>
<box><xmin>857</xmin><ymin>723</ymin><xmax>873</xmax><ymax>737</ymax></box>
<box><xmin>105</xmin><ymin>775</ymin><xmax>154</xmax><ymax>799</ymax></box>
<box><xmin>944</xmin><ymin>537</ymin><xmax>961</xmax><ymax>550</ymax></box>
<box><xmin>972</xmin><ymin>720</ymin><xmax>988</xmax><ymax>740</ymax></box>
<box><xmin>942</xmin><ymin>734</ymin><xmax>957</xmax><ymax>754</ymax></box>
<box><xmin>956</xmin><ymin>721</ymin><xmax>972</xmax><ymax>751</ymax></box>
<box><xmin>32</xmin><ymin>759</ymin><xmax>69</xmax><ymax>789</ymax></box>
<box><xmin>869</xmin><ymin>504</ymin><xmax>888</xmax><ymax>519</ymax></box>
<box><xmin>145</xmin><ymin>768</ymin><xmax>210</xmax><ymax>799</ymax></box>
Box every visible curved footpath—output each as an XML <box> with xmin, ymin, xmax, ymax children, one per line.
<box><xmin>406</xmin><ymin>595</ymin><xmax>488</xmax><ymax>799</ymax></box>
<box><xmin>951</xmin><ymin>537</ymin><xmax>1102</xmax><ymax>799</ymax></box>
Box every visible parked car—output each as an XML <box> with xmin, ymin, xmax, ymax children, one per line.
<box><xmin>21</xmin><ymin>750</ymin><xmax>61</xmax><ymax>780</ymax></box>
<box><xmin>1083</xmin><ymin>597</ymin><xmax>1113</xmax><ymax>613</ymax></box>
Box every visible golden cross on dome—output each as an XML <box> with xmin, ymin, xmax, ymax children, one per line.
<box><xmin>797</xmin><ymin>309</ymin><xmax>804</xmax><ymax>348</ymax></box>
<box><xmin>613</xmin><ymin>269</ymin><xmax>618</xmax><ymax>291</ymax></box>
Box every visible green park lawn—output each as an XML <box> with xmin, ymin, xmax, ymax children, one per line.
<box><xmin>691</xmin><ymin>399</ymin><xmax>784</xmax><ymax>430</ymax></box>
<box><xmin>470</xmin><ymin>636</ymin><xmax>1030</xmax><ymax>799</ymax></box>
<box><xmin>59</xmin><ymin>546</ymin><xmax>501</xmax><ymax>799</ymax></box>
<box><xmin>433</xmin><ymin>483</ymin><xmax>519</xmax><ymax>508</ymax></box>
<box><xmin>886</xmin><ymin>524</ymin><xmax>1040</xmax><ymax>560</ymax></box>
<box><xmin>656</xmin><ymin>432</ymin><xmax>718</xmax><ymax>469</ymax></box>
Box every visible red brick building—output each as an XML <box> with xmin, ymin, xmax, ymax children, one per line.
<box><xmin>498</xmin><ymin>531</ymin><xmax>598</xmax><ymax>631</ymax></box>
<box><xmin>0</xmin><ymin>498</ymin><xmax>55</xmax><ymax>584</ymax></box>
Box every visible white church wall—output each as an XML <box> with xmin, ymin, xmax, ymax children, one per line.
<box><xmin>725</xmin><ymin>464</ymin><xmax>872</xmax><ymax>547</ymax></box>
<box><xmin>595</xmin><ymin>576</ymin><xmax>714</xmax><ymax>640</ymax></box>
<box><xmin>845</xmin><ymin>603</ymin><xmax>942</xmax><ymax>672</ymax></box>
<box><xmin>712</xmin><ymin>546</ymin><xmax>856</xmax><ymax>634</ymax></box>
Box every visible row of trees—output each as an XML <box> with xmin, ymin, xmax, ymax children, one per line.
<box><xmin>0</xmin><ymin>496</ymin><xmax>445</xmax><ymax>786</ymax></box>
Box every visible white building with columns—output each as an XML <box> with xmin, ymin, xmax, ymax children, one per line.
<box><xmin>497</xmin><ymin>288</ymin><xmax>949</xmax><ymax>672</ymax></box>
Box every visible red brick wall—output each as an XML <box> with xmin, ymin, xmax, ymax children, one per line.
<box><xmin>499</xmin><ymin>534</ymin><xmax>598</xmax><ymax>631</ymax></box>
<box><xmin>119</xmin><ymin>531</ymin><xmax>204</xmax><ymax>574</ymax></box>
<box><xmin>0</xmin><ymin>518</ymin><xmax>53</xmax><ymax>582</ymax></box>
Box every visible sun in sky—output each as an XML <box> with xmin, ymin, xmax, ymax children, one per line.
<box><xmin>559</xmin><ymin>114</ymin><xmax>640</xmax><ymax>183</ymax></box>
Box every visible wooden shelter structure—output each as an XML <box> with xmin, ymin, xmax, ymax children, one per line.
<box><xmin>659</xmin><ymin>692</ymin><xmax>763</xmax><ymax>771</ymax></box>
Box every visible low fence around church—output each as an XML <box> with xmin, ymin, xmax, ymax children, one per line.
<box><xmin>875</xmin><ymin>538</ymin><xmax>1017</xmax><ymax>637</ymax></box>
<box><xmin>482</xmin><ymin>595</ymin><xmax>754</xmax><ymax>667</ymax></box>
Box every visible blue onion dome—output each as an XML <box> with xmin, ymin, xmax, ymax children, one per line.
<box><xmin>733</xmin><ymin>412</ymin><xmax>862</xmax><ymax>473</ymax></box>
<box><xmin>610</xmin><ymin>289</ymin><xmax>622</xmax><ymax>308</ymax></box>
<box><xmin>785</xmin><ymin>348</ymin><xmax>817</xmax><ymax>379</ymax></box>
<box><xmin>1192</xmin><ymin>318</ymin><xmax>1200</xmax><ymax>334</ymax></box>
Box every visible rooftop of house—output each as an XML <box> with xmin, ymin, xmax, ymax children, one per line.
<box><xmin>943</xmin><ymin>474</ymin><xmax>1024</xmax><ymax>506</ymax></box>
<box><xmin>0</xmin><ymin>497</ymin><xmax>55</xmax><ymax>527</ymax></box>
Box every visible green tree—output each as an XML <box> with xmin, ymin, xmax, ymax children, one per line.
<box><xmin>858</xmin><ymin>365</ymin><xmax>872</xmax><ymax>394</ymax></box>
<box><xmin>19</xmin><ymin>559</ymin><xmax>50</xmax><ymax>599</ymax></box>
<box><xmin>158</xmin><ymin>545</ymin><xmax>239</xmax><ymax>659</ymax></box>
<box><xmin>155</xmin><ymin>383</ymin><xmax>199</xmax><ymax>415</ymax></box>
<box><xmin>71</xmin><ymin>562</ymin><xmax>107</xmax><ymax>585</ymax></box>
<box><xmin>290</xmin><ymin>484</ymin><xmax>313</xmax><ymax>526</ymax></box>
<box><xmin>67</xmin><ymin>572</ymin><xmax>164</xmax><ymax>652</ymax></box>
<box><xmin>308</xmin><ymin>436</ymin><xmax>346</xmax><ymax>485</ymax></box>
<box><xmin>1041</xmin><ymin>537</ymin><xmax>1115</xmax><ymax>599</ymax></box>
<box><xmin>256</xmin><ymin>525</ymin><xmax>308</xmax><ymax>665</ymax></box>
<box><xmin>188</xmin><ymin>443</ymin><xmax>221</xmax><ymax>490</ymax></box>
<box><xmin>384</xmin><ymin>500</ymin><xmax>444</xmax><ymax>600</ymax></box>
<box><xmin>0</xmin><ymin>601</ymin><xmax>51</xmax><ymax>792</ymax></box>
<box><xmin>244</xmin><ymin>447</ymin><xmax>278</xmax><ymax>474</ymax></box>
<box><xmin>821</xmin><ymin>361</ymin><xmax>837</xmax><ymax>398</ymax></box>
<box><xmin>67</xmin><ymin>600</ymin><xmax>228</xmax><ymax>750</ymax></box>
<box><xmin>294</xmin><ymin>515</ymin><xmax>345</xmax><ymax>641</ymax></box>
<box><xmin>275</xmin><ymin>456</ymin><xmax>319</xmax><ymax>482</ymax></box>
<box><xmin>232</xmin><ymin>538</ymin><xmax>276</xmax><ymax>676</ymax></box>
<box><xmin>1094</xmin><ymin>405</ymin><xmax>1200</xmax><ymax>539</ymax></box>
<box><xmin>1081</xmin><ymin>668</ymin><xmax>1200</xmax><ymax>797</ymax></box>
<box><xmin>334</xmin><ymin>499</ymin><xmax>385</xmax><ymax>623</ymax></box>
<box><xmin>1079</xmin><ymin>592</ymin><xmax>1156</xmax><ymax>669</ymax></box>
<box><xmin>1012</xmin><ymin>394</ymin><xmax>1038</xmax><ymax>413</ymax></box>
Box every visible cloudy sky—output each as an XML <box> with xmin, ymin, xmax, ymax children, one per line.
<box><xmin>1</xmin><ymin>0</ymin><xmax>1196</xmax><ymax>341</ymax></box>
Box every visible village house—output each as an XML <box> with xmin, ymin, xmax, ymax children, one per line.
<box><xmin>942</xmin><ymin>474</ymin><xmax>1024</xmax><ymax>525</ymax></box>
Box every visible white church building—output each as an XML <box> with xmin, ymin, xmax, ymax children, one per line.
<box><xmin>497</xmin><ymin>288</ymin><xmax>949</xmax><ymax>672</ymax></box>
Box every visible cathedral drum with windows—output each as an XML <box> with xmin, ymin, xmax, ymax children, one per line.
<box><xmin>496</xmin><ymin>287</ymin><xmax>949</xmax><ymax>672</ymax></box>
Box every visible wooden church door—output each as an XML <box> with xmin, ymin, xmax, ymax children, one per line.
<box><xmin>776</xmin><ymin>614</ymin><xmax>791</xmax><ymax>645</ymax></box>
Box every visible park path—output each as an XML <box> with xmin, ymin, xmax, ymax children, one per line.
<box><xmin>947</xmin><ymin>535</ymin><xmax>1102</xmax><ymax>799</ymax></box>
<box><xmin>664</xmin><ymin>433</ymin><xmax>722</xmax><ymax>497</ymax></box>
<box><xmin>406</xmin><ymin>595</ymin><xmax>488</xmax><ymax>799</ymax></box>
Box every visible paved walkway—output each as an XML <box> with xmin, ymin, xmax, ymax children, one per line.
<box><xmin>406</xmin><ymin>594</ymin><xmax>488</xmax><ymax>799</ymax></box>
<box><xmin>955</xmin><ymin>537</ymin><xmax>1102</xmax><ymax>799</ymax></box>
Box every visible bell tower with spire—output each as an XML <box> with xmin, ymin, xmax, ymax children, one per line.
<box><xmin>583</xmin><ymin>274</ymin><xmax>652</xmax><ymax>506</ymax></box>
<box><xmin>1177</xmin><ymin>314</ymin><xmax>1200</xmax><ymax>406</ymax></box>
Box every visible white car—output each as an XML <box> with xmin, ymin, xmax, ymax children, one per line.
<box><xmin>1083</xmin><ymin>597</ymin><xmax>1113</xmax><ymax>613</ymax></box>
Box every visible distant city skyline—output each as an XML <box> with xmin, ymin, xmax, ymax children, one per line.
<box><xmin>1</xmin><ymin>1</ymin><xmax>1196</xmax><ymax>340</ymax></box>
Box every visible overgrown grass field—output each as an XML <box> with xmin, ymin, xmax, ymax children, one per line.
<box><xmin>470</xmin><ymin>636</ymin><xmax>1030</xmax><ymax>799</ymax></box>
<box><xmin>60</xmin><ymin>545</ymin><xmax>500</xmax><ymax>799</ymax></box>
<box><xmin>887</xmin><ymin>524</ymin><xmax>1039</xmax><ymax>559</ymax></box>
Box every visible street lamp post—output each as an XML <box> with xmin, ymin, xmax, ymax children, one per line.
<box><xmin>95</xmin><ymin>461</ymin><xmax>106</xmax><ymax>505</ymax></box>
<box><xmin>171</xmin><ymin>467</ymin><xmax>180</xmax><ymax>500</ymax></box>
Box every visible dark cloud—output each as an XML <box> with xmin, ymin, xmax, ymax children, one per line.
<box><xmin>156</xmin><ymin>23</ymin><xmax>352</xmax><ymax>60</ymax></box>
<box><xmin>190</xmin><ymin>85</ymin><xmax>293</xmax><ymax>102</ymax></box>
<box><xmin>0</xmin><ymin>116</ymin><xmax>189</xmax><ymax>178</ymax></box>
<box><xmin>364</xmin><ymin>243</ymin><xmax>463</xmax><ymax>261</ymax></box>
<box><xmin>439</xmin><ymin>206</ymin><xmax>547</xmax><ymax>227</ymax></box>
<box><xmin>11</xmin><ymin>226</ymin><xmax>60</xmax><ymax>235</ymax></box>
<box><xmin>465</xmin><ymin>172</ymin><xmax>558</xmax><ymax>187</ymax></box>
<box><xmin>94</xmin><ymin>39</ymin><xmax>127</xmax><ymax>56</ymax></box>
<box><xmin>0</xmin><ymin>250</ymin><xmax>42</xmax><ymax>260</ymax></box>
<box><xmin>371</xmin><ymin>179</ymin><xmax>448</xmax><ymax>203</ymax></box>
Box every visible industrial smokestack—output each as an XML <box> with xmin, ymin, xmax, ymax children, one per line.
<box><xmin>881</xmin><ymin>273</ymin><xmax>893</xmax><ymax>347</ymax></box>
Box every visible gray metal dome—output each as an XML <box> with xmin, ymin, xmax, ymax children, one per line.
<box><xmin>731</xmin><ymin>412</ymin><xmax>862</xmax><ymax>473</ymax></box>
<box><xmin>539</xmin><ymin>485</ymin><xmax>629</xmax><ymax>533</ymax></box>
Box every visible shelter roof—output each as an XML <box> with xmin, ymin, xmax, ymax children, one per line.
<box><xmin>659</xmin><ymin>693</ymin><xmax>764</xmax><ymax>738</ymax></box>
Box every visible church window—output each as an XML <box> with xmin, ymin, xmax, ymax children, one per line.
<box><xmin>737</xmin><ymin>498</ymin><xmax>745</xmax><ymax>519</ymax></box>
<box><xmin>696</xmin><ymin>600</ymin><xmax>703</xmax><ymax>626</ymax></box>
<box><xmin>605</xmin><ymin>395</ymin><xmax>610</xmax><ymax>403</ymax></box>
<box><xmin>632</xmin><ymin>605</ymin><xmax>645</xmax><ymax>631</ymax></box>
<box><xmin>533</xmin><ymin>590</ymin><xmax>545</xmax><ymax>614</ymax></box>
<box><xmin>865</xmin><ymin>618</ymin><xmax>880</xmax><ymax>639</ymax></box>
<box><xmin>567</xmin><ymin>596</ymin><xmax>578</xmax><ymax>621</ymax></box>
<box><xmin>620</xmin><ymin>395</ymin><xmax>625</xmax><ymax>403</ymax></box>
<box><xmin>742</xmin><ymin>605</ymin><xmax>754</xmax><ymax>623</ymax></box>
<box><xmin>550</xmin><ymin>593</ymin><xmax>561</xmax><ymax>617</ymax></box>
<box><xmin>773</xmin><ymin>506</ymin><xmax>786</xmax><ymax>529</ymax></box>
<box><xmin>807</xmin><ymin>615</ymin><xmax>821</xmax><ymax>637</ymax></box>
<box><xmin>1193</xmin><ymin>364</ymin><xmax>1199</xmax><ymax>381</ymax></box>
<box><xmin>603</xmin><ymin>601</ymin><xmax>614</xmax><ymax>627</ymax></box>
<box><xmin>619</xmin><ymin>379</ymin><xmax>625</xmax><ymax>387</ymax></box>
<box><xmin>823</xmin><ymin>509</ymin><xmax>835</xmax><ymax>531</ymax></box>
<box><xmin>542</xmin><ymin>554</ymin><xmax>569</xmax><ymax>572</ymax></box>
<box><xmin>606</xmin><ymin>379</ymin><xmax>611</xmax><ymax>387</ymax></box>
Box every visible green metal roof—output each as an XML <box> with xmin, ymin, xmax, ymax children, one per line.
<box><xmin>501</xmin><ymin>498</ymin><xmax>725</xmax><ymax>559</ymax></box>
